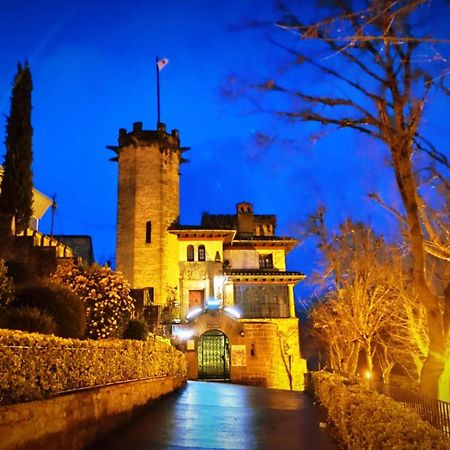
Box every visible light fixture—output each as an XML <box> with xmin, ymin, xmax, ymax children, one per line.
<box><xmin>364</xmin><ymin>370</ymin><xmax>372</xmax><ymax>381</ymax></box>
<box><xmin>206</xmin><ymin>297</ymin><xmax>220</xmax><ymax>309</ymax></box>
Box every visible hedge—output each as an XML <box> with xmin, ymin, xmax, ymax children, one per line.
<box><xmin>310</xmin><ymin>371</ymin><xmax>450</xmax><ymax>450</ymax></box>
<box><xmin>0</xmin><ymin>329</ymin><xmax>187</xmax><ymax>405</ymax></box>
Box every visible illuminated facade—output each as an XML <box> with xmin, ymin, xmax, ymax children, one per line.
<box><xmin>112</xmin><ymin>123</ymin><xmax>307</xmax><ymax>390</ymax></box>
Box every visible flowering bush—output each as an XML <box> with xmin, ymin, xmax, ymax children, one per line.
<box><xmin>0</xmin><ymin>258</ymin><xmax>14</xmax><ymax>306</ymax></box>
<box><xmin>311</xmin><ymin>371</ymin><xmax>450</xmax><ymax>449</ymax></box>
<box><xmin>0</xmin><ymin>329</ymin><xmax>187</xmax><ymax>405</ymax></box>
<box><xmin>51</xmin><ymin>264</ymin><xmax>135</xmax><ymax>339</ymax></box>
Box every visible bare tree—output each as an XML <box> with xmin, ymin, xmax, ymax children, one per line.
<box><xmin>248</xmin><ymin>0</ymin><xmax>449</xmax><ymax>396</ymax></box>
<box><xmin>308</xmin><ymin>214</ymin><xmax>429</xmax><ymax>383</ymax></box>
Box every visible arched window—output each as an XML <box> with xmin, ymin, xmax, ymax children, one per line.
<box><xmin>187</xmin><ymin>245</ymin><xmax>194</xmax><ymax>261</ymax></box>
<box><xmin>198</xmin><ymin>244</ymin><xmax>206</xmax><ymax>261</ymax></box>
<box><xmin>145</xmin><ymin>221</ymin><xmax>152</xmax><ymax>243</ymax></box>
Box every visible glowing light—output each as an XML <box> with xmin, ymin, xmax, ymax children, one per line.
<box><xmin>173</xmin><ymin>329</ymin><xmax>194</xmax><ymax>340</ymax></box>
<box><xmin>214</xmin><ymin>275</ymin><xmax>225</xmax><ymax>286</ymax></box>
<box><xmin>364</xmin><ymin>370</ymin><xmax>372</xmax><ymax>380</ymax></box>
<box><xmin>224</xmin><ymin>307</ymin><xmax>241</xmax><ymax>319</ymax></box>
<box><xmin>206</xmin><ymin>297</ymin><xmax>220</xmax><ymax>309</ymax></box>
<box><xmin>186</xmin><ymin>307</ymin><xmax>203</xmax><ymax>321</ymax></box>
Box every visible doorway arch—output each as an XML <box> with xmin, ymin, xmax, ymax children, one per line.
<box><xmin>198</xmin><ymin>330</ymin><xmax>230</xmax><ymax>380</ymax></box>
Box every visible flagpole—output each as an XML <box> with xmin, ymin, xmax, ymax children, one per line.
<box><xmin>156</xmin><ymin>56</ymin><xmax>161</xmax><ymax>127</ymax></box>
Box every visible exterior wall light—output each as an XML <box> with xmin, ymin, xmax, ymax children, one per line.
<box><xmin>206</xmin><ymin>297</ymin><xmax>220</xmax><ymax>310</ymax></box>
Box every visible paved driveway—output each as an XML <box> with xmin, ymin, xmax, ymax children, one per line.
<box><xmin>87</xmin><ymin>381</ymin><xmax>339</xmax><ymax>450</ymax></box>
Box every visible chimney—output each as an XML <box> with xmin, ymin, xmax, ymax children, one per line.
<box><xmin>236</xmin><ymin>202</ymin><xmax>255</xmax><ymax>235</ymax></box>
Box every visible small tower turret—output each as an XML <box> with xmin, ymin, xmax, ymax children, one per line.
<box><xmin>111</xmin><ymin>122</ymin><xmax>183</xmax><ymax>306</ymax></box>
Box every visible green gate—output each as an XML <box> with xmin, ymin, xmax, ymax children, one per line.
<box><xmin>198</xmin><ymin>330</ymin><xmax>230</xmax><ymax>380</ymax></box>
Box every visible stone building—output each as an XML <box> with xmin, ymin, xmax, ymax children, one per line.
<box><xmin>110</xmin><ymin>122</ymin><xmax>307</xmax><ymax>390</ymax></box>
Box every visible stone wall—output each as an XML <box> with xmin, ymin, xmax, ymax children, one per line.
<box><xmin>0</xmin><ymin>214</ymin><xmax>76</xmax><ymax>282</ymax></box>
<box><xmin>115</xmin><ymin>124</ymin><xmax>181</xmax><ymax>305</ymax></box>
<box><xmin>232</xmin><ymin>319</ymin><xmax>306</xmax><ymax>391</ymax></box>
<box><xmin>0</xmin><ymin>375</ymin><xmax>186</xmax><ymax>450</ymax></box>
<box><xmin>184</xmin><ymin>312</ymin><xmax>306</xmax><ymax>391</ymax></box>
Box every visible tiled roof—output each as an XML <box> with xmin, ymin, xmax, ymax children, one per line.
<box><xmin>225</xmin><ymin>269</ymin><xmax>305</xmax><ymax>276</ymax></box>
<box><xmin>233</xmin><ymin>236</ymin><xmax>296</xmax><ymax>241</ymax></box>
<box><xmin>224</xmin><ymin>269</ymin><xmax>305</xmax><ymax>284</ymax></box>
<box><xmin>201</xmin><ymin>213</ymin><xmax>276</xmax><ymax>230</ymax></box>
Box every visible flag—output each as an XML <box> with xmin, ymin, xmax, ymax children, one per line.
<box><xmin>157</xmin><ymin>58</ymin><xmax>169</xmax><ymax>71</ymax></box>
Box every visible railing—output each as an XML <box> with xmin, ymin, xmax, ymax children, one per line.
<box><xmin>16</xmin><ymin>228</ymin><xmax>73</xmax><ymax>257</ymax></box>
<box><xmin>381</xmin><ymin>384</ymin><xmax>450</xmax><ymax>438</ymax></box>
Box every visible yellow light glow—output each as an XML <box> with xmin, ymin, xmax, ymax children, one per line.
<box><xmin>364</xmin><ymin>370</ymin><xmax>372</xmax><ymax>380</ymax></box>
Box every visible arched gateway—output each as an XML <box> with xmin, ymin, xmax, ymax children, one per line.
<box><xmin>198</xmin><ymin>330</ymin><xmax>230</xmax><ymax>380</ymax></box>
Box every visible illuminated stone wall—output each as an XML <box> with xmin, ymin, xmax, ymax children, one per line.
<box><xmin>116</xmin><ymin>123</ymin><xmax>180</xmax><ymax>305</ymax></box>
<box><xmin>0</xmin><ymin>376</ymin><xmax>185</xmax><ymax>450</ymax></box>
<box><xmin>232</xmin><ymin>318</ymin><xmax>306</xmax><ymax>391</ymax></box>
<box><xmin>185</xmin><ymin>313</ymin><xmax>306</xmax><ymax>391</ymax></box>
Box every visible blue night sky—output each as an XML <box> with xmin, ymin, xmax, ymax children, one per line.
<box><xmin>1</xmin><ymin>0</ymin><xmax>448</xmax><ymax>300</ymax></box>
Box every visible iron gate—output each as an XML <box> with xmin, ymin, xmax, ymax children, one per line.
<box><xmin>198</xmin><ymin>330</ymin><xmax>230</xmax><ymax>380</ymax></box>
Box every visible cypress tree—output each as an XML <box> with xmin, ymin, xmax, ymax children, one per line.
<box><xmin>0</xmin><ymin>62</ymin><xmax>34</xmax><ymax>232</ymax></box>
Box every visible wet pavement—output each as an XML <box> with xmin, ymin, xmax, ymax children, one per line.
<box><xmin>87</xmin><ymin>381</ymin><xmax>339</xmax><ymax>450</ymax></box>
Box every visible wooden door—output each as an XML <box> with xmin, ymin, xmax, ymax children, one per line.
<box><xmin>189</xmin><ymin>290</ymin><xmax>204</xmax><ymax>309</ymax></box>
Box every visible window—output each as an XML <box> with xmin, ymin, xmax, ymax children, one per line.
<box><xmin>259</xmin><ymin>253</ymin><xmax>273</xmax><ymax>269</ymax></box>
<box><xmin>145</xmin><ymin>221</ymin><xmax>152</xmax><ymax>243</ymax></box>
<box><xmin>187</xmin><ymin>245</ymin><xmax>194</xmax><ymax>261</ymax></box>
<box><xmin>198</xmin><ymin>244</ymin><xmax>206</xmax><ymax>261</ymax></box>
<box><xmin>233</xmin><ymin>284</ymin><xmax>289</xmax><ymax>318</ymax></box>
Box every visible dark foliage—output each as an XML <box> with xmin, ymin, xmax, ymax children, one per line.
<box><xmin>0</xmin><ymin>306</ymin><xmax>57</xmax><ymax>335</ymax></box>
<box><xmin>12</xmin><ymin>282</ymin><xmax>86</xmax><ymax>338</ymax></box>
<box><xmin>0</xmin><ymin>62</ymin><xmax>33</xmax><ymax>232</ymax></box>
<box><xmin>123</xmin><ymin>318</ymin><xmax>149</xmax><ymax>340</ymax></box>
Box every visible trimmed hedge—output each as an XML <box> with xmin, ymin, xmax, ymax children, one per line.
<box><xmin>311</xmin><ymin>371</ymin><xmax>450</xmax><ymax>449</ymax></box>
<box><xmin>0</xmin><ymin>329</ymin><xmax>187</xmax><ymax>405</ymax></box>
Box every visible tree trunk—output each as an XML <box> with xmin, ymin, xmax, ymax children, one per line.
<box><xmin>392</xmin><ymin>147</ymin><xmax>445</xmax><ymax>397</ymax></box>
<box><xmin>344</xmin><ymin>341</ymin><xmax>360</xmax><ymax>378</ymax></box>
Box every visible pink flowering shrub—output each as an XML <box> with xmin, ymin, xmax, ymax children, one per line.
<box><xmin>311</xmin><ymin>371</ymin><xmax>450</xmax><ymax>449</ymax></box>
<box><xmin>51</xmin><ymin>264</ymin><xmax>135</xmax><ymax>339</ymax></box>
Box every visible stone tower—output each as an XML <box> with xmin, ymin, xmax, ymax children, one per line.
<box><xmin>111</xmin><ymin>121</ymin><xmax>182</xmax><ymax>306</ymax></box>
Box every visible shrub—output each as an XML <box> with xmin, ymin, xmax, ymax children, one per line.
<box><xmin>12</xmin><ymin>282</ymin><xmax>86</xmax><ymax>339</ymax></box>
<box><xmin>311</xmin><ymin>371</ymin><xmax>450</xmax><ymax>449</ymax></box>
<box><xmin>0</xmin><ymin>329</ymin><xmax>187</xmax><ymax>405</ymax></box>
<box><xmin>123</xmin><ymin>318</ymin><xmax>149</xmax><ymax>340</ymax></box>
<box><xmin>0</xmin><ymin>306</ymin><xmax>57</xmax><ymax>335</ymax></box>
<box><xmin>0</xmin><ymin>258</ymin><xmax>14</xmax><ymax>306</ymax></box>
<box><xmin>51</xmin><ymin>264</ymin><xmax>135</xmax><ymax>339</ymax></box>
